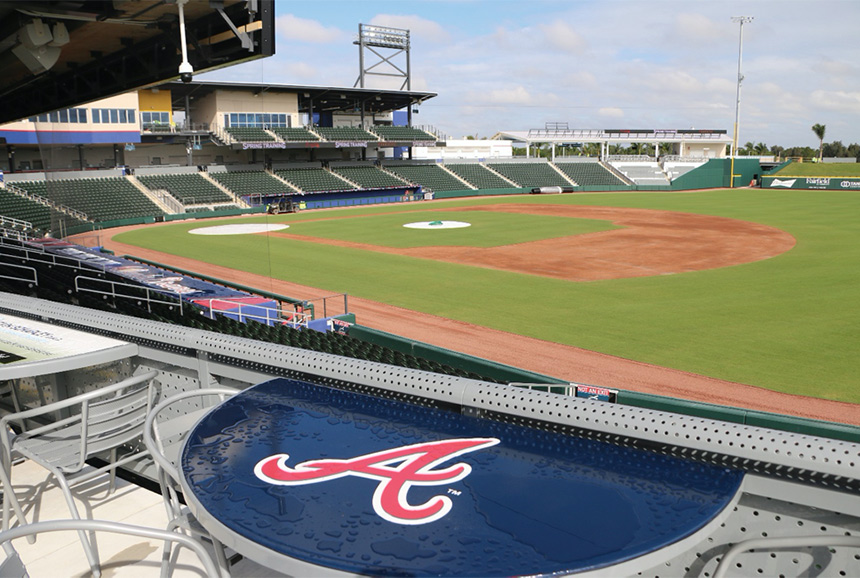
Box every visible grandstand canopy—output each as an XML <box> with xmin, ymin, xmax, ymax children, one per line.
<box><xmin>0</xmin><ymin>0</ymin><xmax>275</xmax><ymax>125</ymax></box>
<box><xmin>164</xmin><ymin>80</ymin><xmax>436</xmax><ymax>116</ymax></box>
<box><xmin>494</xmin><ymin>128</ymin><xmax>733</xmax><ymax>147</ymax></box>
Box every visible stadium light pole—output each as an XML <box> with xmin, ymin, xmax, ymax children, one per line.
<box><xmin>730</xmin><ymin>16</ymin><xmax>753</xmax><ymax>188</ymax></box>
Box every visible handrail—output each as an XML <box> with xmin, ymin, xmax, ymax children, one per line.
<box><xmin>197</xmin><ymin>297</ymin><xmax>310</xmax><ymax>327</ymax></box>
<box><xmin>120</xmin><ymin>255</ymin><xmax>316</xmax><ymax>318</ymax></box>
<box><xmin>0</xmin><ymin>262</ymin><xmax>38</xmax><ymax>286</ymax></box>
<box><xmin>74</xmin><ymin>275</ymin><xmax>184</xmax><ymax>315</ymax></box>
<box><xmin>5</xmin><ymin>183</ymin><xmax>90</xmax><ymax>222</ymax></box>
<box><xmin>713</xmin><ymin>535</ymin><xmax>860</xmax><ymax>578</ymax></box>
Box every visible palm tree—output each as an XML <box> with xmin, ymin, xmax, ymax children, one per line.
<box><xmin>812</xmin><ymin>124</ymin><xmax>826</xmax><ymax>161</ymax></box>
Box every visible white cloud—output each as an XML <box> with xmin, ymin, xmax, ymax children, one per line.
<box><xmin>276</xmin><ymin>14</ymin><xmax>342</xmax><ymax>44</ymax></box>
<box><xmin>675</xmin><ymin>13</ymin><xmax>731</xmax><ymax>44</ymax></box>
<box><xmin>538</xmin><ymin>20</ymin><xmax>587</xmax><ymax>54</ymax></box>
<box><xmin>369</xmin><ymin>14</ymin><xmax>450</xmax><ymax>42</ymax></box>
<box><xmin>598</xmin><ymin>107</ymin><xmax>624</xmax><ymax>118</ymax></box>
<box><xmin>485</xmin><ymin>86</ymin><xmax>534</xmax><ymax>105</ymax></box>
<box><xmin>810</xmin><ymin>90</ymin><xmax>860</xmax><ymax>113</ymax></box>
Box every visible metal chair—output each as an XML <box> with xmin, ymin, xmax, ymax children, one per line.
<box><xmin>0</xmin><ymin>370</ymin><xmax>159</xmax><ymax>577</ymax></box>
<box><xmin>143</xmin><ymin>387</ymin><xmax>236</xmax><ymax>578</ymax></box>
<box><xmin>0</xmin><ymin>518</ymin><xmax>220</xmax><ymax>577</ymax></box>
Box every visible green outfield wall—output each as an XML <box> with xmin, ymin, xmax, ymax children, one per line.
<box><xmin>762</xmin><ymin>175</ymin><xmax>860</xmax><ymax>190</ymax></box>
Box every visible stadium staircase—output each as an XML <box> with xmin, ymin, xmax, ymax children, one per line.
<box><xmin>602</xmin><ymin>161</ymin><xmax>634</xmax><ymax>185</ymax></box>
<box><xmin>548</xmin><ymin>162</ymin><xmax>578</xmax><ymax>186</ymax></box>
<box><xmin>126</xmin><ymin>175</ymin><xmax>176</xmax><ymax>214</ymax></box>
<box><xmin>485</xmin><ymin>161</ymin><xmax>570</xmax><ymax>188</ymax></box>
<box><xmin>201</xmin><ymin>172</ymin><xmax>249</xmax><ymax>208</ymax></box>
<box><xmin>268</xmin><ymin>169</ymin><xmax>302</xmax><ymax>192</ymax></box>
<box><xmin>5</xmin><ymin>182</ymin><xmax>91</xmax><ymax>224</ymax></box>
<box><xmin>444</xmin><ymin>163</ymin><xmax>516</xmax><ymax>189</ymax></box>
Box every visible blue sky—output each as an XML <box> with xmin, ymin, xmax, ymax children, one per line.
<box><xmin>201</xmin><ymin>0</ymin><xmax>860</xmax><ymax>149</ymax></box>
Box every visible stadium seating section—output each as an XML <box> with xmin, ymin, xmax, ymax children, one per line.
<box><xmin>0</xmin><ymin>189</ymin><xmax>88</xmax><ymax>235</ymax></box>
<box><xmin>371</xmin><ymin>126</ymin><xmax>436</xmax><ymax>142</ymax></box>
<box><xmin>445</xmin><ymin>164</ymin><xmax>513</xmax><ymax>189</ymax></box>
<box><xmin>271</xmin><ymin>127</ymin><xmax>321</xmax><ymax>141</ymax></box>
<box><xmin>330</xmin><ymin>166</ymin><xmax>409</xmax><ymax>189</ymax></box>
<box><xmin>210</xmin><ymin>170</ymin><xmax>295</xmax><ymax>196</ymax></box>
<box><xmin>275</xmin><ymin>167</ymin><xmax>354</xmax><ymax>192</ymax></box>
<box><xmin>486</xmin><ymin>162</ymin><xmax>572</xmax><ymax>188</ymax></box>
<box><xmin>555</xmin><ymin>161</ymin><xmax>626</xmax><ymax>187</ymax></box>
<box><xmin>314</xmin><ymin>127</ymin><xmax>378</xmax><ymax>142</ymax></box>
<box><xmin>386</xmin><ymin>164</ymin><xmax>470</xmax><ymax>192</ymax></box>
<box><xmin>137</xmin><ymin>173</ymin><xmax>234</xmax><ymax>205</ymax></box>
<box><xmin>12</xmin><ymin>178</ymin><xmax>162</xmax><ymax>222</ymax></box>
<box><xmin>610</xmin><ymin>162</ymin><xmax>670</xmax><ymax>185</ymax></box>
<box><xmin>225</xmin><ymin>127</ymin><xmax>275</xmax><ymax>142</ymax></box>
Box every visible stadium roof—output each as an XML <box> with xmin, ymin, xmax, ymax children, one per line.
<box><xmin>495</xmin><ymin>128</ymin><xmax>734</xmax><ymax>145</ymax></box>
<box><xmin>163</xmin><ymin>80</ymin><xmax>437</xmax><ymax>116</ymax></box>
<box><xmin>0</xmin><ymin>0</ymin><xmax>274</xmax><ymax>125</ymax></box>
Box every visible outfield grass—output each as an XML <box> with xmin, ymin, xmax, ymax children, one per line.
<box><xmin>772</xmin><ymin>161</ymin><xmax>860</xmax><ymax>177</ymax></box>
<box><xmin>115</xmin><ymin>190</ymin><xmax>860</xmax><ymax>404</ymax></box>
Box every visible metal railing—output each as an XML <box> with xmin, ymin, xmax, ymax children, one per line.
<box><xmin>0</xmin><ymin>262</ymin><xmax>38</xmax><ymax>286</ymax></box>
<box><xmin>0</xmin><ymin>215</ymin><xmax>32</xmax><ymax>231</ymax></box>
<box><xmin>305</xmin><ymin>293</ymin><xmax>349</xmax><ymax>319</ymax></box>
<box><xmin>605</xmin><ymin>155</ymin><xmax>657</xmax><ymax>163</ymax></box>
<box><xmin>74</xmin><ymin>276</ymin><xmax>184</xmax><ymax>314</ymax></box>
<box><xmin>713</xmin><ymin>535</ymin><xmax>860</xmax><ymax>578</ymax></box>
<box><xmin>0</xmin><ymin>228</ymin><xmax>30</xmax><ymax>242</ymax></box>
<box><xmin>5</xmin><ymin>183</ymin><xmax>91</xmax><ymax>222</ymax></box>
<box><xmin>152</xmin><ymin>189</ymin><xmax>184</xmax><ymax>213</ymax></box>
<box><xmin>196</xmin><ymin>297</ymin><xmax>311</xmax><ymax>327</ymax></box>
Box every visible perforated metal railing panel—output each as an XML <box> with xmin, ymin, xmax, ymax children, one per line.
<box><xmin>2</xmin><ymin>292</ymin><xmax>860</xmax><ymax>577</ymax></box>
<box><xmin>1</xmin><ymin>291</ymin><xmax>858</xmax><ymax>488</ymax></box>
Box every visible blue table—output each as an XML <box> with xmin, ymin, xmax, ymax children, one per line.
<box><xmin>180</xmin><ymin>378</ymin><xmax>743</xmax><ymax>576</ymax></box>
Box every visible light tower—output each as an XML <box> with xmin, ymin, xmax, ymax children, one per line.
<box><xmin>354</xmin><ymin>24</ymin><xmax>413</xmax><ymax>124</ymax></box>
<box><xmin>730</xmin><ymin>16</ymin><xmax>753</xmax><ymax>187</ymax></box>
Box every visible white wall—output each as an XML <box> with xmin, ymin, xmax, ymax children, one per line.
<box><xmin>412</xmin><ymin>139</ymin><xmax>513</xmax><ymax>160</ymax></box>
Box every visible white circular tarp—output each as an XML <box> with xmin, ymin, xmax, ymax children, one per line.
<box><xmin>403</xmin><ymin>221</ymin><xmax>471</xmax><ymax>230</ymax></box>
<box><xmin>189</xmin><ymin>224</ymin><xmax>289</xmax><ymax>236</ymax></box>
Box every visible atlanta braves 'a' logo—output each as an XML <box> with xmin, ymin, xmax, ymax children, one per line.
<box><xmin>254</xmin><ymin>437</ymin><xmax>500</xmax><ymax>525</ymax></box>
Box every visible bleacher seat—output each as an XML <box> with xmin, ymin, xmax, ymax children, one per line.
<box><xmin>210</xmin><ymin>170</ymin><xmax>294</xmax><ymax>196</ymax></box>
<box><xmin>275</xmin><ymin>167</ymin><xmax>354</xmax><ymax>192</ymax></box>
<box><xmin>12</xmin><ymin>178</ymin><xmax>162</xmax><ymax>222</ymax></box>
<box><xmin>386</xmin><ymin>164</ymin><xmax>469</xmax><ymax>192</ymax></box>
<box><xmin>330</xmin><ymin>166</ymin><xmax>408</xmax><ymax>189</ymax></box>
<box><xmin>610</xmin><ymin>161</ymin><xmax>670</xmax><ymax>185</ymax></box>
<box><xmin>371</xmin><ymin>126</ymin><xmax>436</xmax><ymax>142</ymax></box>
<box><xmin>225</xmin><ymin>127</ymin><xmax>275</xmax><ymax>142</ymax></box>
<box><xmin>271</xmin><ymin>127</ymin><xmax>320</xmax><ymax>141</ymax></box>
<box><xmin>314</xmin><ymin>127</ymin><xmax>378</xmax><ymax>142</ymax></box>
<box><xmin>137</xmin><ymin>173</ymin><xmax>233</xmax><ymax>205</ymax></box>
<box><xmin>555</xmin><ymin>160</ymin><xmax>627</xmax><ymax>187</ymax></box>
<box><xmin>445</xmin><ymin>164</ymin><xmax>514</xmax><ymax>189</ymax></box>
<box><xmin>486</xmin><ymin>162</ymin><xmax>572</xmax><ymax>188</ymax></box>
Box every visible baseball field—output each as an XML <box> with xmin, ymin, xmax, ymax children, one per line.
<box><xmin>111</xmin><ymin>188</ymin><xmax>860</xmax><ymax>409</ymax></box>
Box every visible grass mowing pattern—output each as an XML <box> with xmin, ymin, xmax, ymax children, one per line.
<box><xmin>115</xmin><ymin>190</ymin><xmax>860</xmax><ymax>403</ymax></box>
